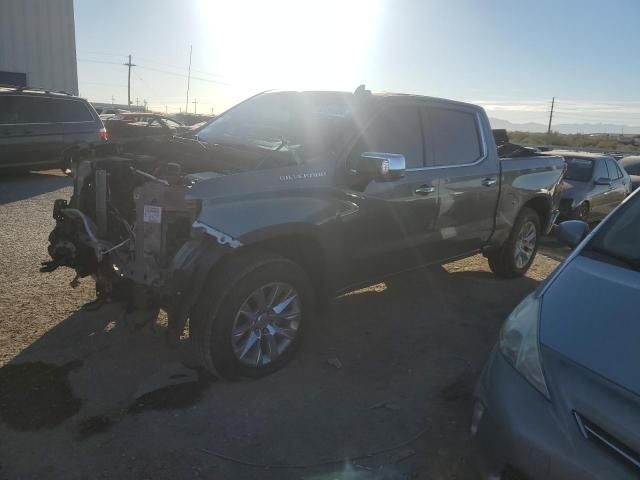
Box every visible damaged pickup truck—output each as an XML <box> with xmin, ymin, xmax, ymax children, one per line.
<box><xmin>43</xmin><ymin>88</ymin><xmax>565</xmax><ymax>379</ymax></box>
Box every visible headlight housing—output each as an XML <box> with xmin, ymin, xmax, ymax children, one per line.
<box><xmin>499</xmin><ymin>293</ymin><xmax>550</xmax><ymax>399</ymax></box>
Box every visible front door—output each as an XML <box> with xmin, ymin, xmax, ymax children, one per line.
<box><xmin>339</xmin><ymin>105</ymin><xmax>441</xmax><ymax>287</ymax></box>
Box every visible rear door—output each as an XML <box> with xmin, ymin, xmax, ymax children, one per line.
<box><xmin>420</xmin><ymin>104</ymin><xmax>500</xmax><ymax>259</ymax></box>
<box><xmin>341</xmin><ymin>104</ymin><xmax>442</xmax><ymax>285</ymax></box>
<box><xmin>605</xmin><ymin>157</ymin><xmax>628</xmax><ymax>208</ymax></box>
<box><xmin>591</xmin><ymin>159</ymin><xmax>613</xmax><ymax>220</ymax></box>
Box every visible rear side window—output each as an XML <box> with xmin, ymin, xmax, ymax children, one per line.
<box><xmin>0</xmin><ymin>96</ymin><xmax>93</xmax><ymax>123</ymax></box>
<box><xmin>349</xmin><ymin>106</ymin><xmax>424</xmax><ymax>169</ymax></box>
<box><xmin>594</xmin><ymin>159</ymin><xmax>608</xmax><ymax>181</ymax></box>
<box><xmin>56</xmin><ymin>99</ymin><xmax>94</xmax><ymax>122</ymax></box>
<box><xmin>606</xmin><ymin>158</ymin><xmax>622</xmax><ymax>180</ymax></box>
<box><xmin>424</xmin><ymin>107</ymin><xmax>482</xmax><ymax>166</ymax></box>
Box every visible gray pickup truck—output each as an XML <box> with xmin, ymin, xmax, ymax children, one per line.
<box><xmin>44</xmin><ymin>89</ymin><xmax>565</xmax><ymax>378</ymax></box>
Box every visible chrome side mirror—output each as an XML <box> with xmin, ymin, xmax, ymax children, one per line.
<box><xmin>355</xmin><ymin>152</ymin><xmax>406</xmax><ymax>180</ymax></box>
<box><xmin>554</xmin><ymin>220</ymin><xmax>589</xmax><ymax>248</ymax></box>
<box><xmin>595</xmin><ymin>177</ymin><xmax>612</xmax><ymax>186</ymax></box>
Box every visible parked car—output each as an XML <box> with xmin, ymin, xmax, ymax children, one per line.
<box><xmin>96</xmin><ymin>108</ymin><xmax>131</xmax><ymax>121</ymax></box>
<box><xmin>43</xmin><ymin>89</ymin><xmax>565</xmax><ymax>379</ymax></box>
<box><xmin>0</xmin><ymin>86</ymin><xmax>107</xmax><ymax>172</ymax></box>
<box><xmin>547</xmin><ymin>151</ymin><xmax>632</xmax><ymax>222</ymax></box>
<box><xmin>618</xmin><ymin>155</ymin><xmax>640</xmax><ymax>191</ymax></box>
<box><xmin>103</xmin><ymin>113</ymin><xmax>189</xmax><ymax>154</ymax></box>
<box><xmin>472</xmin><ymin>187</ymin><xmax>640</xmax><ymax>480</ymax></box>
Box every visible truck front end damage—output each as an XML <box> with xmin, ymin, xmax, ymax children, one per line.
<box><xmin>43</xmin><ymin>157</ymin><xmax>238</xmax><ymax>340</ymax></box>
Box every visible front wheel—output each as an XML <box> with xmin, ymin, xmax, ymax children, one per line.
<box><xmin>488</xmin><ymin>207</ymin><xmax>540</xmax><ymax>278</ymax></box>
<box><xmin>189</xmin><ymin>252</ymin><xmax>314</xmax><ymax>379</ymax></box>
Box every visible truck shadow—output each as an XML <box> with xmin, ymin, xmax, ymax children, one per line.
<box><xmin>0</xmin><ymin>170</ymin><xmax>71</xmax><ymax>204</ymax></box>
<box><xmin>0</xmin><ymin>260</ymin><xmax>543</xmax><ymax>478</ymax></box>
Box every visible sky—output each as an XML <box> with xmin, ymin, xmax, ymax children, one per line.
<box><xmin>75</xmin><ymin>0</ymin><xmax>640</xmax><ymax>127</ymax></box>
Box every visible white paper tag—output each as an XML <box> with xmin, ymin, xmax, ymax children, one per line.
<box><xmin>143</xmin><ymin>205</ymin><xmax>162</xmax><ymax>224</ymax></box>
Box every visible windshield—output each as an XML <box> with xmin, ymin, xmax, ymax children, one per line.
<box><xmin>564</xmin><ymin>157</ymin><xmax>594</xmax><ymax>182</ymax></box>
<box><xmin>195</xmin><ymin>92</ymin><xmax>353</xmax><ymax>164</ymax></box>
<box><xmin>588</xmin><ymin>194</ymin><xmax>640</xmax><ymax>270</ymax></box>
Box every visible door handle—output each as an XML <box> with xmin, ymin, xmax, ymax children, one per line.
<box><xmin>482</xmin><ymin>177</ymin><xmax>497</xmax><ymax>187</ymax></box>
<box><xmin>414</xmin><ymin>185</ymin><xmax>435</xmax><ymax>195</ymax></box>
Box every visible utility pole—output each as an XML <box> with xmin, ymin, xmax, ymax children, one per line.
<box><xmin>123</xmin><ymin>54</ymin><xmax>136</xmax><ymax>106</ymax></box>
<box><xmin>111</xmin><ymin>95</ymin><xmax>114</xmax><ymax>105</ymax></box>
<box><xmin>185</xmin><ymin>45</ymin><xmax>193</xmax><ymax>113</ymax></box>
<box><xmin>143</xmin><ymin>99</ymin><xmax>148</xmax><ymax>112</ymax></box>
<box><xmin>136</xmin><ymin>96</ymin><xmax>139</xmax><ymax>107</ymax></box>
<box><xmin>547</xmin><ymin>97</ymin><xmax>555</xmax><ymax>135</ymax></box>
<box><xmin>192</xmin><ymin>99</ymin><xmax>198</xmax><ymax>115</ymax></box>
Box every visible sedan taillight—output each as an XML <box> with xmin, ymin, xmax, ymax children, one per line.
<box><xmin>99</xmin><ymin>127</ymin><xmax>109</xmax><ymax>141</ymax></box>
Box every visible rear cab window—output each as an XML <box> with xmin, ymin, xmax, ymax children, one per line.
<box><xmin>422</xmin><ymin>106</ymin><xmax>483</xmax><ymax>166</ymax></box>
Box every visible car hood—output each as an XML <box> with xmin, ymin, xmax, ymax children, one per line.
<box><xmin>560</xmin><ymin>179</ymin><xmax>590</xmax><ymax>201</ymax></box>
<box><xmin>540</xmin><ymin>254</ymin><xmax>640</xmax><ymax>396</ymax></box>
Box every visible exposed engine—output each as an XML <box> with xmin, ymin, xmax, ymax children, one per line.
<box><xmin>43</xmin><ymin>156</ymin><xmax>200</xmax><ymax>309</ymax></box>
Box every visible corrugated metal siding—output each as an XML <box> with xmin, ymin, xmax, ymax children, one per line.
<box><xmin>0</xmin><ymin>0</ymin><xmax>78</xmax><ymax>94</ymax></box>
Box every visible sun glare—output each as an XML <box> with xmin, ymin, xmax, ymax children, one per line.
<box><xmin>196</xmin><ymin>0</ymin><xmax>381</xmax><ymax>94</ymax></box>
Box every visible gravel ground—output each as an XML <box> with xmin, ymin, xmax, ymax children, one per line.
<box><xmin>0</xmin><ymin>171</ymin><xmax>570</xmax><ymax>480</ymax></box>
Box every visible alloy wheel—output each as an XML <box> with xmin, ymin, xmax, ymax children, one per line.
<box><xmin>231</xmin><ymin>282</ymin><xmax>301</xmax><ymax>367</ymax></box>
<box><xmin>514</xmin><ymin>220</ymin><xmax>537</xmax><ymax>269</ymax></box>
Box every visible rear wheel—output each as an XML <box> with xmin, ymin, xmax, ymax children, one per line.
<box><xmin>189</xmin><ymin>252</ymin><xmax>314</xmax><ymax>379</ymax></box>
<box><xmin>61</xmin><ymin>154</ymin><xmax>74</xmax><ymax>176</ymax></box>
<box><xmin>488</xmin><ymin>207</ymin><xmax>540</xmax><ymax>278</ymax></box>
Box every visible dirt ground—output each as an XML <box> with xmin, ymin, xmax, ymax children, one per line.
<box><xmin>0</xmin><ymin>171</ymin><xmax>570</xmax><ymax>480</ymax></box>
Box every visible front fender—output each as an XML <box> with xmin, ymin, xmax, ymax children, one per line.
<box><xmin>195</xmin><ymin>193</ymin><xmax>340</xmax><ymax>244</ymax></box>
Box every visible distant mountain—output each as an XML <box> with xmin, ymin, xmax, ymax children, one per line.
<box><xmin>489</xmin><ymin>117</ymin><xmax>640</xmax><ymax>135</ymax></box>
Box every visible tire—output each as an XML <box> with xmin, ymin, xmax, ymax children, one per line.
<box><xmin>61</xmin><ymin>154</ymin><xmax>74</xmax><ymax>176</ymax></box>
<box><xmin>574</xmin><ymin>201</ymin><xmax>590</xmax><ymax>222</ymax></box>
<box><xmin>488</xmin><ymin>207</ymin><xmax>541</xmax><ymax>278</ymax></box>
<box><xmin>189</xmin><ymin>252</ymin><xmax>315</xmax><ymax>380</ymax></box>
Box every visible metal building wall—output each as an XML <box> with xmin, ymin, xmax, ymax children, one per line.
<box><xmin>0</xmin><ymin>0</ymin><xmax>78</xmax><ymax>94</ymax></box>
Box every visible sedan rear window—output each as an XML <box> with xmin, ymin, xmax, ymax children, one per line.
<box><xmin>564</xmin><ymin>157</ymin><xmax>593</xmax><ymax>182</ymax></box>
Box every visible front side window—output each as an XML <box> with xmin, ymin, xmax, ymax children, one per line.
<box><xmin>424</xmin><ymin>107</ymin><xmax>482</xmax><ymax>166</ymax></box>
<box><xmin>348</xmin><ymin>106</ymin><xmax>424</xmax><ymax>169</ymax></box>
